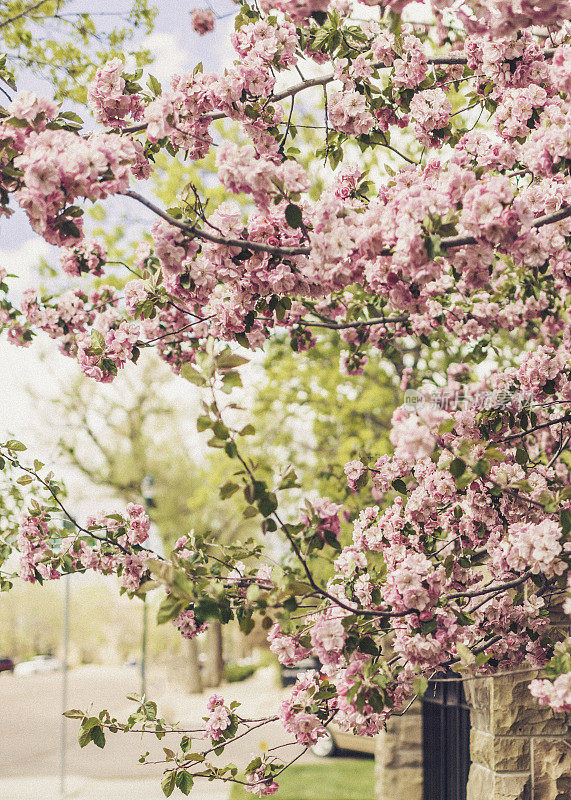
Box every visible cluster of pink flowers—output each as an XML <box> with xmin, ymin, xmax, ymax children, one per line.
<box><xmin>87</xmin><ymin>58</ymin><xmax>144</xmax><ymax>128</ymax></box>
<box><xmin>216</xmin><ymin>143</ymin><xmax>309</xmax><ymax>211</ymax></box>
<box><xmin>279</xmin><ymin>670</ymin><xmax>327</xmax><ymax>746</ymax></box>
<box><xmin>328</xmin><ymin>89</ymin><xmax>375</xmax><ymax>135</ymax></box>
<box><xmin>529</xmin><ymin>673</ymin><xmax>571</xmax><ymax>714</ymax></box>
<box><xmin>14</xmin><ymin>130</ymin><xmax>143</xmax><ymax>245</ymax></box>
<box><xmin>17</xmin><ymin>515</ymin><xmax>54</xmax><ymax>583</ymax></box>
<box><xmin>151</xmin><ymin>220</ymin><xmax>200</xmax><ymax>278</ymax></box>
<box><xmin>244</xmin><ymin>759</ymin><xmax>279</xmax><ymax>797</ymax></box>
<box><xmin>174</xmin><ymin>608</ymin><xmax>208</xmax><ymax>639</ymax></box>
<box><xmin>505</xmin><ymin>520</ymin><xmax>565</xmax><ymax>579</ymax></box>
<box><xmin>0</xmin><ymin>91</ymin><xmax>59</xmax><ymax>153</ymax></box>
<box><xmin>494</xmin><ymin>85</ymin><xmax>548</xmax><ymax>140</ymax></box>
<box><xmin>76</xmin><ymin>320</ymin><xmax>140</xmax><ymax>382</ymax></box>
<box><xmin>16</xmin><ymin>505</ymin><xmax>155</xmax><ymax>592</ymax></box>
<box><xmin>231</xmin><ymin>19</ymin><xmax>298</xmax><ymax>67</ymax></box>
<box><xmin>344</xmin><ymin>460</ymin><xmax>365</xmax><ymax>490</ymax></box>
<box><xmin>60</xmin><ymin>240</ymin><xmax>107</xmax><ymax>277</ymax></box>
<box><xmin>145</xmin><ymin>70</ymin><xmax>217</xmax><ymax>159</ymax></box>
<box><xmin>309</xmin><ymin>611</ymin><xmax>346</xmax><ymax>666</ymax></box>
<box><xmin>409</xmin><ymin>89</ymin><xmax>452</xmax><ymax>146</ymax></box>
<box><xmin>190</xmin><ymin>8</ymin><xmax>215</xmax><ymax>36</ymax></box>
<box><xmin>384</xmin><ymin>552</ymin><xmax>444</xmax><ymax>614</ymax></box>
<box><xmin>301</xmin><ymin>497</ymin><xmax>342</xmax><ymax>541</ymax></box>
<box><xmin>204</xmin><ymin>695</ymin><xmax>232</xmax><ymax>740</ymax></box>
<box><xmin>124</xmin><ymin>503</ymin><xmax>151</xmax><ymax>545</ymax></box>
<box><xmin>268</xmin><ymin>623</ymin><xmax>311</xmax><ymax>666</ymax></box>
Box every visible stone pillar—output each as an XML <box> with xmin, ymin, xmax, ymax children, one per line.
<box><xmin>465</xmin><ymin>671</ymin><xmax>570</xmax><ymax>800</ymax></box>
<box><xmin>375</xmin><ymin>698</ymin><xmax>423</xmax><ymax>800</ymax></box>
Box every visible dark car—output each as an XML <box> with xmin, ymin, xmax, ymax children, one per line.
<box><xmin>280</xmin><ymin>655</ymin><xmax>321</xmax><ymax>687</ymax></box>
<box><xmin>0</xmin><ymin>656</ymin><xmax>15</xmax><ymax>674</ymax></box>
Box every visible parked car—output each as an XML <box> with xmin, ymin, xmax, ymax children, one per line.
<box><xmin>281</xmin><ymin>656</ymin><xmax>376</xmax><ymax>757</ymax></box>
<box><xmin>280</xmin><ymin>656</ymin><xmax>321</xmax><ymax>687</ymax></box>
<box><xmin>14</xmin><ymin>655</ymin><xmax>62</xmax><ymax>676</ymax></box>
<box><xmin>310</xmin><ymin>724</ymin><xmax>376</xmax><ymax>757</ymax></box>
<box><xmin>0</xmin><ymin>656</ymin><xmax>15</xmax><ymax>674</ymax></box>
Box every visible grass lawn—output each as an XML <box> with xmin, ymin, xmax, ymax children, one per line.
<box><xmin>228</xmin><ymin>759</ymin><xmax>375</xmax><ymax>800</ymax></box>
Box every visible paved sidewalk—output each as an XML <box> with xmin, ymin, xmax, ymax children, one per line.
<box><xmin>1</xmin><ymin>665</ymin><xmax>314</xmax><ymax>799</ymax></box>
<box><xmin>1</xmin><ymin>775</ymin><xmax>230</xmax><ymax>800</ymax></box>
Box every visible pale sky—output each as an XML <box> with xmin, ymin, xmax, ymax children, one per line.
<box><xmin>0</xmin><ymin>1</ymin><xmax>237</xmax><ymax>508</ymax></box>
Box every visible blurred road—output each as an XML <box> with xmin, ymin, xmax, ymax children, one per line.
<box><xmin>0</xmin><ymin>664</ymin><xmax>318</xmax><ymax>798</ymax></box>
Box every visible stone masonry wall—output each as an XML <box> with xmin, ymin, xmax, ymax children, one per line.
<box><xmin>375</xmin><ymin>697</ymin><xmax>423</xmax><ymax>800</ymax></box>
<box><xmin>465</xmin><ymin>671</ymin><xmax>570</xmax><ymax>800</ymax></box>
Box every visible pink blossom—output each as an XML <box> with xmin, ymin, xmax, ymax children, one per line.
<box><xmin>190</xmin><ymin>9</ymin><xmax>215</xmax><ymax>36</ymax></box>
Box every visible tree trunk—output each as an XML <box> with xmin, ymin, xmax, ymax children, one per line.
<box><xmin>185</xmin><ymin>638</ymin><xmax>202</xmax><ymax>694</ymax></box>
<box><xmin>203</xmin><ymin>620</ymin><xmax>224</xmax><ymax>687</ymax></box>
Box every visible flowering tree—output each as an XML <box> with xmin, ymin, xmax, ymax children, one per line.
<box><xmin>0</xmin><ymin>0</ymin><xmax>570</xmax><ymax>796</ymax></box>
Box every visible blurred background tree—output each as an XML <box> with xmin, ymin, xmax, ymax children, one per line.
<box><xmin>0</xmin><ymin>0</ymin><xmax>156</xmax><ymax>102</ymax></box>
<box><xmin>33</xmin><ymin>354</ymin><xmax>259</xmax><ymax>689</ymax></box>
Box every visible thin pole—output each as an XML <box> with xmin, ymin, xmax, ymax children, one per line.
<box><xmin>140</xmin><ymin>475</ymin><xmax>155</xmax><ymax>699</ymax></box>
<box><xmin>60</xmin><ymin>572</ymin><xmax>70</xmax><ymax>799</ymax></box>
<box><xmin>141</xmin><ymin>595</ymin><xmax>147</xmax><ymax>697</ymax></box>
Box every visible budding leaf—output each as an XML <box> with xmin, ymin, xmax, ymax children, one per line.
<box><xmin>90</xmin><ymin>330</ymin><xmax>105</xmax><ymax>352</ymax></box>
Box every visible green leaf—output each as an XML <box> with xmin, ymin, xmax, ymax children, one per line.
<box><xmin>59</xmin><ymin>111</ymin><xmax>84</xmax><ymax>124</ymax></box>
<box><xmin>78</xmin><ymin>727</ymin><xmax>92</xmax><ymax>748</ymax></box>
<box><xmin>196</xmin><ymin>415</ymin><xmax>211</xmax><ymax>432</ymax></box>
<box><xmin>391</xmin><ymin>479</ymin><xmax>407</xmax><ymax>495</ymax></box>
<box><xmin>285</xmin><ymin>203</ymin><xmax>303</xmax><ymax>229</ymax></box>
<box><xmin>357</xmin><ymin>636</ymin><xmax>378</xmax><ymax>656</ymax></box>
<box><xmin>217</xmin><ymin>352</ymin><xmax>249</xmax><ymax>370</ymax></box>
<box><xmin>16</xmin><ymin>475</ymin><xmax>33</xmax><ymax>485</ymax></box>
<box><xmin>90</xmin><ymin>330</ymin><xmax>105</xmax><ymax>352</ymax></box>
<box><xmin>473</xmin><ymin>459</ymin><xmax>490</xmax><ymax>476</ymax></box>
<box><xmin>413</xmin><ymin>676</ymin><xmax>429</xmax><ymax>697</ymax></box>
<box><xmin>181</xmin><ymin>364</ymin><xmax>206</xmax><ymax>386</ymax></box>
<box><xmin>220</xmin><ymin>481</ymin><xmax>239</xmax><ymax>500</ymax></box>
<box><xmin>63</xmin><ymin>709</ymin><xmax>85</xmax><ymax>719</ymax></box>
<box><xmin>147</xmin><ymin>74</ymin><xmax>162</xmax><ymax>96</ymax></box>
<box><xmin>438</xmin><ymin>419</ymin><xmax>456</xmax><ymax>435</ymax></box>
<box><xmin>449</xmin><ymin>458</ymin><xmax>465</xmax><ymax>478</ymax></box>
<box><xmin>560</xmin><ymin>509</ymin><xmax>571</xmax><ymax>536</ymax></box>
<box><xmin>90</xmin><ymin>725</ymin><xmax>106</xmax><ymax>748</ymax></box>
<box><xmin>176</xmin><ymin>772</ymin><xmax>194</xmax><ymax>795</ymax></box>
<box><xmin>157</xmin><ymin>594</ymin><xmax>186</xmax><ymax>625</ymax></box>
<box><xmin>515</xmin><ymin>447</ymin><xmax>527</xmax><ymax>466</ymax></box>
<box><xmin>258</xmin><ymin>492</ymin><xmax>278</xmax><ymax>517</ymax></box>
<box><xmin>161</xmin><ymin>771</ymin><xmax>176</xmax><ymax>797</ymax></box>
<box><xmin>5</xmin><ymin>439</ymin><xmax>26</xmax><ymax>451</ymax></box>
<box><xmin>455</xmin><ymin>642</ymin><xmax>475</xmax><ymax>665</ymax></box>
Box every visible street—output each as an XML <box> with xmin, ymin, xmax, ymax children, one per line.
<box><xmin>0</xmin><ymin>664</ymin><xmax>317</xmax><ymax>798</ymax></box>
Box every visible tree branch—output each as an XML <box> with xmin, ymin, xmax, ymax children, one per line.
<box><xmin>123</xmin><ymin>190</ymin><xmax>571</xmax><ymax>264</ymax></box>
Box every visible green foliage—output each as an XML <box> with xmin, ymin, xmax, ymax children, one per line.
<box><xmin>224</xmin><ymin>662</ymin><xmax>257</xmax><ymax>683</ymax></box>
<box><xmin>0</xmin><ymin>0</ymin><xmax>156</xmax><ymax>102</ymax></box>
<box><xmin>253</xmin><ymin>335</ymin><xmax>400</xmax><ymax>505</ymax></box>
